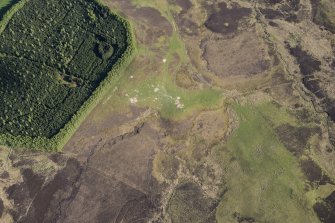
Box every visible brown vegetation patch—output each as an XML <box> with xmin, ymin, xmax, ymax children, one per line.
<box><xmin>6</xmin><ymin>158</ymin><xmax>82</xmax><ymax>223</ymax></box>
<box><xmin>135</xmin><ymin>7</ymin><xmax>173</xmax><ymax>35</ymax></box>
<box><xmin>191</xmin><ymin>110</ymin><xmax>228</xmax><ymax>142</ymax></box>
<box><xmin>59</xmin><ymin>123</ymin><xmax>161</xmax><ymax>222</ymax></box>
<box><xmin>0</xmin><ymin>198</ymin><xmax>3</xmax><ymax>219</ymax></box>
<box><xmin>6</xmin><ymin>168</ymin><xmax>44</xmax><ymax>222</ymax></box>
<box><xmin>288</xmin><ymin>45</ymin><xmax>321</xmax><ymax>77</ymax></box>
<box><xmin>12</xmin><ymin>159</ymin><xmax>36</xmax><ymax>168</ymax></box>
<box><xmin>260</xmin><ymin>8</ymin><xmax>284</xmax><ymax>20</ymax></box>
<box><xmin>168</xmin><ymin>182</ymin><xmax>217</xmax><ymax>223</ymax></box>
<box><xmin>311</xmin><ymin>0</ymin><xmax>335</xmax><ymax>33</ymax></box>
<box><xmin>331</xmin><ymin>60</ymin><xmax>335</xmax><ymax>71</ymax></box>
<box><xmin>326</xmin><ymin>102</ymin><xmax>335</xmax><ymax>121</ymax></box>
<box><xmin>313</xmin><ymin>191</ymin><xmax>335</xmax><ymax>223</ymax></box>
<box><xmin>300</xmin><ymin>158</ymin><xmax>332</xmax><ymax>187</ymax></box>
<box><xmin>281</xmin><ymin>0</ymin><xmax>300</xmax><ymax>12</ymax></box>
<box><xmin>102</xmin><ymin>0</ymin><xmax>172</xmax><ymax>45</ymax></box>
<box><xmin>287</xmin><ymin>44</ymin><xmax>335</xmax><ymax>121</ymax></box>
<box><xmin>104</xmin><ymin>0</ymin><xmax>173</xmax><ymax>37</ymax></box>
<box><xmin>202</xmin><ymin>32</ymin><xmax>271</xmax><ymax>77</ymax></box>
<box><xmin>176</xmin><ymin>17</ymin><xmax>199</xmax><ymax>36</ymax></box>
<box><xmin>170</xmin><ymin>0</ymin><xmax>198</xmax><ymax>36</ymax></box>
<box><xmin>0</xmin><ymin>170</ymin><xmax>9</xmax><ymax>179</ymax></box>
<box><xmin>97</xmin><ymin>183</ymin><xmax>155</xmax><ymax>223</ymax></box>
<box><xmin>233</xmin><ymin>212</ymin><xmax>256</xmax><ymax>223</ymax></box>
<box><xmin>175</xmin><ymin>65</ymin><xmax>199</xmax><ymax>89</ymax></box>
<box><xmin>205</xmin><ymin>2</ymin><xmax>252</xmax><ymax>35</ymax></box>
<box><xmin>175</xmin><ymin>0</ymin><xmax>192</xmax><ymax>12</ymax></box>
<box><xmin>269</xmin><ymin>21</ymin><xmax>279</xmax><ymax>27</ymax></box>
<box><xmin>275</xmin><ymin>124</ymin><xmax>320</xmax><ymax>156</ymax></box>
<box><xmin>259</xmin><ymin>0</ymin><xmax>301</xmax><ymax>22</ymax></box>
<box><xmin>265</xmin><ymin>0</ymin><xmax>283</xmax><ymax>4</ymax></box>
<box><xmin>48</xmin><ymin>153</ymin><xmax>68</xmax><ymax>165</ymax></box>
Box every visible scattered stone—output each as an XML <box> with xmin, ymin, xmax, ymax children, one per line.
<box><xmin>130</xmin><ymin>97</ymin><xmax>138</xmax><ymax>104</ymax></box>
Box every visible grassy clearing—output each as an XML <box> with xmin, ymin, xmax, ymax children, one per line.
<box><xmin>213</xmin><ymin>102</ymin><xmax>320</xmax><ymax>223</ymax></box>
<box><xmin>99</xmin><ymin>8</ymin><xmax>221</xmax><ymax>121</ymax></box>
<box><xmin>109</xmin><ymin>37</ymin><xmax>222</xmax><ymax>119</ymax></box>
<box><xmin>102</xmin><ymin>60</ymin><xmax>222</xmax><ymax>120</ymax></box>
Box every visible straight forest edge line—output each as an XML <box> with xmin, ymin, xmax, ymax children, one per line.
<box><xmin>0</xmin><ymin>0</ymin><xmax>136</xmax><ymax>151</ymax></box>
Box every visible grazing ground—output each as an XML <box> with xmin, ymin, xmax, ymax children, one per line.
<box><xmin>0</xmin><ymin>0</ymin><xmax>335</xmax><ymax>223</ymax></box>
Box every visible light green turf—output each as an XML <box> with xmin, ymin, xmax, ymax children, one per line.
<box><xmin>102</xmin><ymin>51</ymin><xmax>222</xmax><ymax>120</ymax></box>
<box><xmin>99</xmin><ymin>15</ymin><xmax>221</xmax><ymax>120</ymax></box>
<box><xmin>213</xmin><ymin>103</ymin><xmax>321</xmax><ymax>223</ymax></box>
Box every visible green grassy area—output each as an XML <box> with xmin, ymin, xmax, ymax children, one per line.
<box><xmin>100</xmin><ymin>43</ymin><xmax>222</xmax><ymax>120</ymax></box>
<box><xmin>213</xmin><ymin>102</ymin><xmax>321</xmax><ymax>222</ymax></box>
<box><xmin>99</xmin><ymin>13</ymin><xmax>221</xmax><ymax>121</ymax></box>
